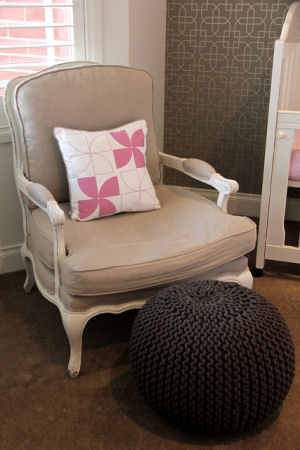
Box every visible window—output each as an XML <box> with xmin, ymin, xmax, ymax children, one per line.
<box><xmin>0</xmin><ymin>0</ymin><xmax>87</xmax><ymax>95</ymax></box>
<box><xmin>0</xmin><ymin>0</ymin><xmax>101</xmax><ymax>140</ymax></box>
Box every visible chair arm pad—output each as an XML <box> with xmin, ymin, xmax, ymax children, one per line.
<box><xmin>182</xmin><ymin>158</ymin><xmax>216</xmax><ymax>181</ymax></box>
<box><xmin>17</xmin><ymin>175</ymin><xmax>65</xmax><ymax>227</ymax></box>
<box><xmin>16</xmin><ymin>175</ymin><xmax>65</xmax><ymax>291</ymax></box>
<box><xmin>26</xmin><ymin>183</ymin><xmax>56</xmax><ymax>209</ymax></box>
<box><xmin>26</xmin><ymin>183</ymin><xmax>65</xmax><ymax>227</ymax></box>
<box><xmin>159</xmin><ymin>152</ymin><xmax>239</xmax><ymax>212</ymax></box>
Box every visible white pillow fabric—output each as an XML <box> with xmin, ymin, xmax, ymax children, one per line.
<box><xmin>54</xmin><ymin>120</ymin><xmax>160</xmax><ymax>221</ymax></box>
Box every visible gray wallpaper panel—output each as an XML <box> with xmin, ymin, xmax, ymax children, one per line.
<box><xmin>164</xmin><ymin>0</ymin><xmax>294</xmax><ymax>194</ymax></box>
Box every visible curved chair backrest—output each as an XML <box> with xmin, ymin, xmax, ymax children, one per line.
<box><xmin>5</xmin><ymin>62</ymin><xmax>161</xmax><ymax>202</ymax></box>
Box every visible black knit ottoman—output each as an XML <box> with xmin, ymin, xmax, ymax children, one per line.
<box><xmin>129</xmin><ymin>280</ymin><xmax>295</xmax><ymax>433</ymax></box>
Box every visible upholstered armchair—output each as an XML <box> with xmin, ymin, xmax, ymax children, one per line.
<box><xmin>4</xmin><ymin>62</ymin><xmax>256</xmax><ymax>378</ymax></box>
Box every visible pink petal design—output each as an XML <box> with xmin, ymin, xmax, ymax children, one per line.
<box><xmin>99</xmin><ymin>176</ymin><xmax>120</xmax><ymax>198</ymax></box>
<box><xmin>113</xmin><ymin>148</ymin><xmax>133</xmax><ymax>169</ymax></box>
<box><xmin>132</xmin><ymin>148</ymin><xmax>146</xmax><ymax>168</ymax></box>
<box><xmin>78</xmin><ymin>177</ymin><xmax>98</xmax><ymax>198</ymax></box>
<box><xmin>110</xmin><ymin>130</ymin><xmax>131</xmax><ymax>147</ymax></box>
<box><xmin>78</xmin><ymin>198</ymin><xmax>99</xmax><ymax>219</ymax></box>
<box><xmin>131</xmin><ymin>129</ymin><xmax>144</xmax><ymax>147</ymax></box>
<box><xmin>99</xmin><ymin>198</ymin><xmax>116</xmax><ymax>216</ymax></box>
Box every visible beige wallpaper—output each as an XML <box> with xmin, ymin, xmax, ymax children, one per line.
<box><xmin>164</xmin><ymin>0</ymin><xmax>294</xmax><ymax>194</ymax></box>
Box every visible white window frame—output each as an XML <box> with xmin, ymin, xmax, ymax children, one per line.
<box><xmin>0</xmin><ymin>0</ymin><xmax>103</xmax><ymax>142</ymax></box>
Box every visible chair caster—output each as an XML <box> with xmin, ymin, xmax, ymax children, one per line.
<box><xmin>251</xmin><ymin>267</ymin><xmax>264</xmax><ymax>277</ymax></box>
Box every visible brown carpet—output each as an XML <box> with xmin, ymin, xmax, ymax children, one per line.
<box><xmin>0</xmin><ymin>259</ymin><xmax>299</xmax><ymax>449</ymax></box>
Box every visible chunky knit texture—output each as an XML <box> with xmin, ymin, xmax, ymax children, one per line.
<box><xmin>130</xmin><ymin>280</ymin><xmax>295</xmax><ymax>432</ymax></box>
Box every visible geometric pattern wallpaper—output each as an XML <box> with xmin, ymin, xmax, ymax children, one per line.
<box><xmin>164</xmin><ymin>0</ymin><xmax>294</xmax><ymax>194</ymax></box>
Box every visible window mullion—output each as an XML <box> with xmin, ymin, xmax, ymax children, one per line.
<box><xmin>72</xmin><ymin>0</ymin><xmax>86</xmax><ymax>60</ymax></box>
<box><xmin>82</xmin><ymin>0</ymin><xmax>102</xmax><ymax>63</ymax></box>
<box><xmin>44</xmin><ymin>0</ymin><xmax>55</xmax><ymax>64</ymax></box>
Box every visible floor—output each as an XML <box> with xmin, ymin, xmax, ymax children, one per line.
<box><xmin>0</xmin><ymin>255</ymin><xmax>299</xmax><ymax>449</ymax></box>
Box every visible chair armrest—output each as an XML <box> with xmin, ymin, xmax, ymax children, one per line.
<box><xmin>17</xmin><ymin>175</ymin><xmax>65</xmax><ymax>226</ymax></box>
<box><xmin>159</xmin><ymin>152</ymin><xmax>239</xmax><ymax>213</ymax></box>
<box><xmin>181</xmin><ymin>158</ymin><xmax>216</xmax><ymax>180</ymax></box>
<box><xmin>16</xmin><ymin>174</ymin><xmax>65</xmax><ymax>294</ymax></box>
<box><xmin>26</xmin><ymin>182</ymin><xmax>56</xmax><ymax>208</ymax></box>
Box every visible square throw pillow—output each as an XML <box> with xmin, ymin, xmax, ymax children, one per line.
<box><xmin>54</xmin><ymin>120</ymin><xmax>161</xmax><ymax>221</ymax></box>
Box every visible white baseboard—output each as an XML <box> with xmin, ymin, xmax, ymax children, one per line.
<box><xmin>0</xmin><ymin>125</ymin><xmax>11</xmax><ymax>144</ymax></box>
<box><xmin>0</xmin><ymin>188</ymin><xmax>299</xmax><ymax>275</ymax></box>
<box><xmin>0</xmin><ymin>243</ymin><xmax>24</xmax><ymax>275</ymax></box>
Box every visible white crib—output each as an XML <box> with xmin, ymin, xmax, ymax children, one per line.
<box><xmin>256</xmin><ymin>2</ymin><xmax>300</xmax><ymax>272</ymax></box>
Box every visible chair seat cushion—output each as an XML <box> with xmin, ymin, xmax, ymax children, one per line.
<box><xmin>28</xmin><ymin>185</ymin><xmax>256</xmax><ymax>296</ymax></box>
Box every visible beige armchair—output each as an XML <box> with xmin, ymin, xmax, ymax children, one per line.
<box><xmin>4</xmin><ymin>63</ymin><xmax>256</xmax><ymax>378</ymax></box>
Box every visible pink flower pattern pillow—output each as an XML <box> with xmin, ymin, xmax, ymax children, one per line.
<box><xmin>54</xmin><ymin>120</ymin><xmax>160</xmax><ymax>221</ymax></box>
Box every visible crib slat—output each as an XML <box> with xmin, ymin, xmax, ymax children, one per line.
<box><xmin>266</xmin><ymin>128</ymin><xmax>295</xmax><ymax>247</ymax></box>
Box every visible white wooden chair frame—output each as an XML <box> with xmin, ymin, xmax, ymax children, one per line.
<box><xmin>17</xmin><ymin>157</ymin><xmax>252</xmax><ymax>377</ymax></box>
<box><xmin>6</xmin><ymin>63</ymin><xmax>253</xmax><ymax>378</ymax></box>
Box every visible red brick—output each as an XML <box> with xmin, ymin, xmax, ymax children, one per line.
<box><xmin>0</xmin><ymin>69</ymin><xmax>32</xmax><ymax>79</ymax></box>
<box><xmin>0</xmin><ymin>55</ymin><xmax>9</xmax><ymax>64</ymax></box>
<box><xmin>53</xmin><ymin>0</ymin><xmax>72</xmax><ymax>4</ymax></box>
<box><xmin>25</xmin><ymin>7</ymin><xmax>45</xmax><ymax>23</ymax></box>
<box><xmin>4</xmin><ymin>0</ymin><xmax>40</xmax><ymax>3</ymax></box>
<box><xmin>54</xmin><ymin>27</ymin><xmax>71</xmax><ymax>42</ymax></box>
<box><xmin>9</xmin><ymin>54</ymin><xmax>46</xmax><ymax>64</ymax></box>
<box><xmin>53</xmin><ymin>8</ymin><xmax>66</xmax><ymax>24</ymax></box>
<box><xmin>0</xmin><ymin>36</ymin><xmax>28</xmax><ymax>46</ymax></box>
<box><xmin>28</xmin><ymin>47</ymin><xmax>47</xmax><ymax>56</ymax></box>
<box><xmin>0</xmin><ymin>47</ymin><xmax>28</xmax><ymax>55</ymax></box>
<box><xmin>9</xmin><ymin>28</ymin><xmax>46</xmax><ymax>39</ymax></box>
<box><xmin>0</xmin><ymin>7</ymin><xmax>25</xmax><ymax>22</ymax></box>
<box><xmin>55</xmin><ymin>46</ymin><xmax>73</xmax><ymax>58</ymax></box>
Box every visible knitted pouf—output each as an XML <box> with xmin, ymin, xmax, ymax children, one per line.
<box><xmin>129</xmin><ymin>280</ymin><xmax>295</xmax><ymax>433</ymax></box>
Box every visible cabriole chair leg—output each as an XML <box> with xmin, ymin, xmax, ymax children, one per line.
<box><xmin>251</xmin><ymin>267</ymin><xmax>264</xmax><ymax>277</ymax></box>
<box><xmin>60</xmin><ymin>310</ymin><xmax>86</xmax><ymax>378</ymax></box>
<box><xmin>22</xmin><ymin>251</ymin><xmax>35</xmax><ymax>293</ymax></box>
